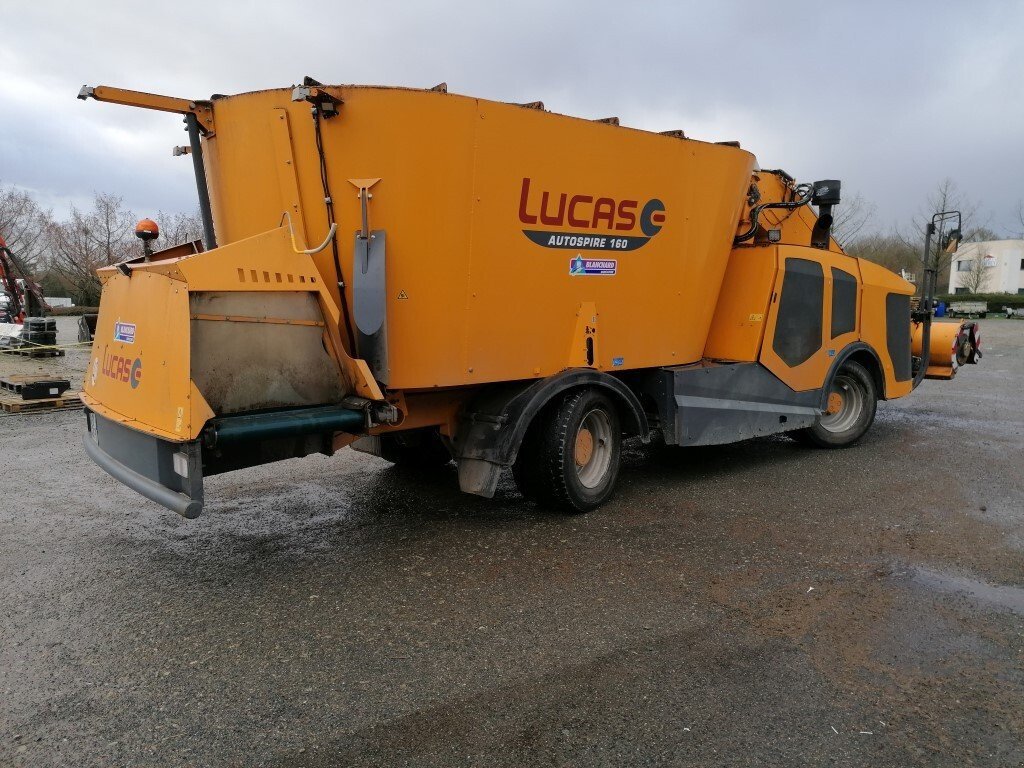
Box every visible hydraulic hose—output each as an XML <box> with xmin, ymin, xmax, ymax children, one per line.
<box><xmin>734</xmin><ymin>183</ymin><xmax>814</xmax><ymax>244</ymax></box>
<box><xmin>311</xmin><ymin>108</ymin><xmax>358</xmax><ymax>355</ymax></box>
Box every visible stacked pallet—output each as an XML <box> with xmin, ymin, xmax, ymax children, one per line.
<box><xmin>0</xmin><ymin>375</ymin><xmax>83</xmax><ymax>413</ymax></box>
<box><xmin>6</xmin><ymin>317</ymin><xmax>64</xmax><ymax>358</ymax></box>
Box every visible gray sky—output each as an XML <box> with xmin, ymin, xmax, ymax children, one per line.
<box><xmin>2</xmin><ymin>0</ymin><xmax>1022</xmax><ymax>235</ymax></box>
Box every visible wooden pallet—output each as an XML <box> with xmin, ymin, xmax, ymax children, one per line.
<box><xmin>0</xmin><ymin>390</ymin><xmax>82</xmax><ymax>413</ymax></box>
<box><xmin>1</xmin><ymin>347</ymin><xmax>65</xmax><ymax>358</ymax></box>
<box><xmin>0</xmin><ymin>374</ymin><xmax>70</xmax><ymax>395</ymax></box>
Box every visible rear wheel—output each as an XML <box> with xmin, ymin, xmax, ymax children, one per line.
<box><xmin>794</xmin><ymin>360</ymin><xmax>877</xmax><ymax>448</ymax></box>
<box><xmin>512</xmin><ymin>389</ymin><xmax>622</xmax><ymax>512</ymax></box>
<box><xmin>379</xmin><ymin>428</ymin><xmax>452</xmax><ymax>468</ymax></box>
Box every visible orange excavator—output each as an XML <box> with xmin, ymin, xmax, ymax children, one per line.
<box><xmin>0</xmin><ymin>234</ymin><xmax>49</xmax><ymax>323</ymax></box>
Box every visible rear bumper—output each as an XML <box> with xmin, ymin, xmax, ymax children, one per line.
<box><xmin>83</xmin><ymin>409</ymin><xmax>205</xmax><ymax>518</ymax></box>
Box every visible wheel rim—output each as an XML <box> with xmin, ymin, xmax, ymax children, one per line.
<box><xmin>819</xmin><ymin>374</ymin><xmax>865</xmax><ymax>434</ymax></box>
<box><xmin>575</xmin><ymin>409</ymin><xmax>613</xmax><ymax>488</ymax></box>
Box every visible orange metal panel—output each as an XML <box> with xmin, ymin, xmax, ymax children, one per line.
<box><xmin>81</xmin><ymin>270</ymin><xmax>211</xmax><ymax>440</ymax></box>
<box><xmin>200</xmin><ymin>87</ymin><xmax>755</xmax><ymax>390</ymax></box>
<box><xmin>858</xmin><ymin>259</ymin><xmax>915</xmax><ymax>399</ymax></box>
<box><xmin>704</xmin><ymin>246</ymin><xmax>777</xmax><ymax>362</ymax></box>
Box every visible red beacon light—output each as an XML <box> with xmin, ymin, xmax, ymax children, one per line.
<box><xmin>135</xmin><ymin>218</ymin><xmax>159</xmax><ymax>261</ymax></box>
<box><xmin>135</xmin><ymin>218</ymin><xmax>159</xmax><ymax>242</ymax></box>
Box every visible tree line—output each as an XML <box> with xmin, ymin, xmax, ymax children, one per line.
<box><xmin>833</xmin><ymin>179</ymin><xmax>1023</xmax><ymax>293</ymax></box>
<box><xmin>0</xmin><ymin>185</ymin><xmax>202</xmax><ymax>306</ymax></box>
<box><xmin>2</xmin><ymin>178</ymin><xmax>1022</xmax><ymax>307</ymax></box>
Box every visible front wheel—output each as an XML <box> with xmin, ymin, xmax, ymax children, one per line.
<box><xmin>512</xmin><ymin>389</ymin><xmax>622</xmax><ymax>512</ymax></box>
<box><xmin>793</xmin><ymin>360</ymin><xmax>877</xmax><ymax>448</ymax></box>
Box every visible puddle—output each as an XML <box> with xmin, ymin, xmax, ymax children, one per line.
<box><xmin>912</xmin><ymin>566</ymin><xmax>1024</xmax><ymax>616</ymax></box>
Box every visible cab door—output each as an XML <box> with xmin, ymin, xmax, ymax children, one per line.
<box><xmin>760</xmin><ymin>245</ymin><xmax>861</xmax><ymax>392</ymax></box>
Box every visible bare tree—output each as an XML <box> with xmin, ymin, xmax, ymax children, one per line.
<box><xmin>47</xmin><ymin>193</ymin><xmax>139</xmax><ymax>305</ymax></box>
<box><xmin>831</xmin><ymin>192</ymin><xmax>876</xmax><ymax>248</ymax></box>
<box><xmin>957</xmin><ymin>249</ymin><xmax>992</xmax><ymax>294</ymax></box>
<box><xmin>845</xmin><ymin>231</ymin><xmax>920</xmax><ymax>276</ymax></box>
<box><xmin>154</xmin><ymin>210</ymin><xmax>204</xmax><ymax>249</ymax></box>
<box><xmin>0</xmin><ymin>182</ymin><xmax>53</xmax><ymax>272</ymax></box>
<box><xmin>899</xmin><ymin>178</ymin><xmax>985</xmax><ymax>290</ymax></box>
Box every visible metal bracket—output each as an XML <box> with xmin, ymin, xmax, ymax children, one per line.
<box><xmin>347</xmin><ymin>178</ymin><xmax>382</xmax><ymax>270</ymax></box>
<box><xmin>291</xmin><ymin>85</ymin><xmax>342</xmax><ymax>118</ymax></box>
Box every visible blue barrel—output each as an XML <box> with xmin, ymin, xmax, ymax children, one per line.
<box><xmin>934</xmin><ymin>301</ymin><xmax>946</xmax><ymax>318</ymax></box>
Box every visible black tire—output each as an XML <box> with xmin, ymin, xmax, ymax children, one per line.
<box><xmin>379</xmin><ymin>428</ymin><xmax>452</xmax><ymax>468</ymax></box>
<box><xmin>793</xmin><ymin>360</ymin><xmax>877</xmax><ymax>448</ymax></box>
<box><xmin>512</xmin><ymin>389</ymin><xmax>622</xmax><ymax>512</ymax></box>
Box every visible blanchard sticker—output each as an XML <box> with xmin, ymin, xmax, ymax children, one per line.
<box><xmin>569</xmin><ymin>256</ymin><xmax>617</xmax><ymax>276</ymax></box>
<box><xmin>114</xmin><ymin>321</ymin><xmax>136</xmax><ymax>343</ymax></box>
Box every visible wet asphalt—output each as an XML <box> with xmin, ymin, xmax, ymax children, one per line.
<box><xmin>1</xmin><ymin>320</ymin><xmax>1022</xmax><ymax>767</ymax></box>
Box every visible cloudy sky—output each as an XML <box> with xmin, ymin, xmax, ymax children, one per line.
<box><xmin>2</xmin><ymin>0</ymin><xmax>1022</xmax><ymax>235</ymax></box>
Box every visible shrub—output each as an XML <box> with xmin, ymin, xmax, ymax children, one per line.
<box><xmin>47</xmin><ymin>306</ymin><xmax>99</xmax><ymax>316</ymax></box>
<box><xmin>936</xmin><ymin>293</ymin><xmax>1024</xmax><ymax>310</ymax></box>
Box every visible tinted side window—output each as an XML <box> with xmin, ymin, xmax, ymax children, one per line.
<box><xmin>831</xmin><ymin>268</ymin><xmax>858</xmax><ymax>338</ymax></box>
<box><xmin>773</xmin><ymin>258</ymin><xmax>824</xmax><ymax>367</ymax></box>
<box><xmin>885</xmin><ymin>293</ymin><xmax>912</xmax><ymax>382</ymax></box>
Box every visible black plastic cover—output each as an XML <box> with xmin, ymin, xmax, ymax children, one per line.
<box><xmin>886</xmin><ymin>293</ymin><xmax>912</xmax><ymax>382</ymax></box>
<box><xmin>831</xmin><ymin>268</ymin><xmax>858</xmax><ymax>338</ymax></box>
<box><xmin>812</xmin><ymin>179</ymin><xmax>842</xmax><ymax>206</ymax></box>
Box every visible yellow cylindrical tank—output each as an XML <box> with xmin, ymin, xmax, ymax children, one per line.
<box><xmin>200</xmin><ymin>86</ymin><xmax>756</xmax><ymax>390</ymax></box>
<box><xmin>912</xmin><ymin>320</ymin><xmax>980</xmax><ymax>379</ymax></box>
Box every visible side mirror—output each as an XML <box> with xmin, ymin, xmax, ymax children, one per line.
<box><xmin>943</xmin><ymin>229</ymin><xmax>962</xmax><ymax>254</ymax></box>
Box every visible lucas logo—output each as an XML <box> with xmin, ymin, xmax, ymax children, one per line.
<box><xmin>102</xmin><ymin>350</ymin><xmax>143</xmax><ymax>389</ymax></box>
<box><xmin>518</xmin><ymin>177</ymin><xmax>666</xmax><ymax>252</ymax></box>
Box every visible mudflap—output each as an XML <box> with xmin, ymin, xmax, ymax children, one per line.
<box><xmin>84</xmin><ymin>409</ymin><xmax>204</xmax><ymax>518</ymax></box>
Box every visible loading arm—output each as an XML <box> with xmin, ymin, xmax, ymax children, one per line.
<box><xmin>79</xmin><ymin>84</ymin><xmax>217</xmax><ymax>250</ymax></box>
<box><xmin>77</xmin><ymin>85</ymin><xmax>215</xmax><ymax>134</ymax></box>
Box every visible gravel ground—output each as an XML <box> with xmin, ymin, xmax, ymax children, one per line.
<box><xmin>1</xmin><ymin>318</ymin><xmax>1022</xmax><ymax>767</ymax></box>
<box><xmin>0</xmin><ymin>315</ymin><xmax>92</xmax><ymax>386</ymax></box>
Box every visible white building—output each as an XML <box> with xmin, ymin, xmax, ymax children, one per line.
<box><xmin>948</xmin><ymin>239</ymin><xmax>1024</xmax><ymax>294</ymax></box>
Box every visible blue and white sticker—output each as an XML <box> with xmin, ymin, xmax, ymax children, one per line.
<box><xmin>114</xmin><ymin>321</ymin><xmax>136</xmax><ymax>344</ymax></box>
<box><xmin>569</xmin><ymin>255</ymin><xmax>617</xmax><ymax>276</ymax></box>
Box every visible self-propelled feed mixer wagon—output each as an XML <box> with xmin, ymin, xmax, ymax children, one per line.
<box><xmin>77</xmin><ymin>79</ymin><xmax>981</xmax><ymax>517</ymax></box>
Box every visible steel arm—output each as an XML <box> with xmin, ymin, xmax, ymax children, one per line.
<box><xmin>78</xmin><ymin>85</ymin><xmax>215</xmax><ymax>134</ymax></box>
